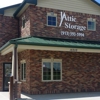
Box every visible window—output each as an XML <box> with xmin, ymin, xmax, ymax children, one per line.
<box><xmin>47</xmin><ymin>13</ymin><xmax>57</xmax><ymax>26</ymax></box>
<box><xmin>87</xmin><ymin>18</ymin><xmax>96</xmax><ymax>31</ymax></box>
<box><xmin>21</xmin><ymin>61</ymin><xmax>26</xmax><ymax>80</ymax></box>
<box><xmin>42</xmin><ymin>59</ymin><xmax>62</xmax><ymax>81</ymax></box>
<box><xmin>22</xmin><ymin>16</ymin><xmax>26</xmax><ymax>28</ymax></box>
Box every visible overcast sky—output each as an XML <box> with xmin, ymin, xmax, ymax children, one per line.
<box><xmin>0</xmin><ymin>0</ymin><xmax>23</xmax><ymax>8</ymax></box>
<box><xmin>0</xmin><ymin>0</ymin><xmax>100</xmax><ymax>8</ymax></box>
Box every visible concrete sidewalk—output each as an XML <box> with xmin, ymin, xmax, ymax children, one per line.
<box><xmin>0</xmin><ymin>92</ymin><xmax>100</xmax><ymax>100</ymax></box>
<box><xmin>20</xmin><ymin>92</ymin><xmax>100</xmax><ymax>100</ymax></box>
<box><xmin>0</xmin><ymin>92</ymin><xmax>9</xmax><ymax>100</ymax></box>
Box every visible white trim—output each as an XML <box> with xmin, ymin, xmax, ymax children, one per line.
<box><xmin>47</xmin><ymin>12</ymin><xmax>57</xmax><ymax>27</ymax></box>
<box><xmin>1</xmin><ymin>44</ymin><xmax>14</xmax><ymax>55</ymax></box>
<box><xmin>17</xmin><ymin>3</ymin><xmax>30</xmax><ymax>17</ymax></box>
<box><xmin>18</xmin><ymin>45</ymin><xmax>100</xmax><ymax>53</ymax></box>
<box><xmin>20</xmin><ymin>60</ymin><xmax>26</xmax><ymax>63</ymax></box>
<box><xmin>1</xmin><ymin>44</ymin><xmax>100</xmax><ymax>56</ymax></box>
<box><xmin>42</xmin><ymin>58</ymin><xmax>62</xmax><ymax>82</ymax></box>
<box><xmin>87</xmin><ymin>18</ymin><xmax>96</xmax><ymax>31</ymax></box>
<box><xmin>20</xmin><ymin>61</ymin><xmax>26</xmax><ymax>81</ymax></box>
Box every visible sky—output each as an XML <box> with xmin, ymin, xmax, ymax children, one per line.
<box><xmin>0</xmin><ymin>0</ymin><xmax>100</xmax><ymax>8</ymax></box>
<box><xmin>0</xmin><ymin>0</ymin><xmax>23</xmax><ymax>8</ymax></box>
<box><xmin>95</xmin><ymin>0</ymin><xmax>100</xmax><ymax>3</ymax></box>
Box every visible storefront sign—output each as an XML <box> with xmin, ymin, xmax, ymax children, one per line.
<box><xmin>59</xmin><ymin>12</ymin><xmax>86</xmax><ymax>37</ymax></box>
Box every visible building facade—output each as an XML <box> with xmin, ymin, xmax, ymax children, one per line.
<box><xmin>0</xmin><ymin>0</ymin><xmax>100</xmax><ymax>94</ymax></box>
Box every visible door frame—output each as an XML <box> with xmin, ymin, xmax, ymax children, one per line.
<box><xmin>3</xmin><ymin>62</ymin><xmax>12</xmax><ymax>91</ymax></box>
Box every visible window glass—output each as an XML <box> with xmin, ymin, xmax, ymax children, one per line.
<box><xmin>47</xmin><ymin>16</ymin><xmax>57</xmax><ymax>26</ymax></box>
<box><xmin>88</xmin><ymin>20</ymin><xmax>95</xmax><ymax>31</ymax></box>
<box><xmin>42</xmin><ymin>59</ymin><xmax>62</xmax><ymax>81</ymax></box>
<box><xmin>21</xmin><ymin>62</ymin><xmax>26</xmax><ymax>80</ymax></box>
<box><xmin>21</xmin><ymin>64</ymin><xmax>23</xmax><ymax>80</ymax></box>
<box><xmin>24</xmin><ymin>63</ymin><xmax>26</xmax><ymax>80</ymax></box>
<box><xmin>43</xmin><ymin>62</ymin><xmax>51</xmax><ymax>80</ymax></box>
<box><xmin>53</xmin><ymin>62</ymin><xmax>61</xmax><ymax>80</ymax></box>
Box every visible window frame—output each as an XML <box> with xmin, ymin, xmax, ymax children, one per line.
<box><xmin>20</xmin><ymin>60</ymin><xmax>26</xmax><ymax>81</ymax></box>
<box><xmin>42</xmin><ymin>58</ymin><xmax>62</xmax><ymax>82</ymax></box>
<box><xmin>87</xmin><ymin>18</ymin><xmax>96</xmax><ymax>31</ymax></box>
<box><xmin>22</xmin><ymin>16</ymin><xmax>26</xmax><ymax>28</ymax></box>
<box><xmin>47</xmin><ymin>13</ymin><xmax>57</xmax><ymax>27</ymax></box>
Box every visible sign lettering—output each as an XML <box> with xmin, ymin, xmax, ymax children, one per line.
<box><xmin>59</xmin><ymin>12</ymin><xmax>86</xmax><ymax>37</ymax></box>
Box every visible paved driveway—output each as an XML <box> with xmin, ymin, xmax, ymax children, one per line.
<box><xmin>0</xmin><ymin>92</ymin><xmax>100</xmax><ymax>100</ymax></box>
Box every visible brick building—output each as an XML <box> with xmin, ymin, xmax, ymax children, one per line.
<box><xmin>0</xmin><ymin>0</ymin><xmax>100</xmax><ymax>95</ymax></box>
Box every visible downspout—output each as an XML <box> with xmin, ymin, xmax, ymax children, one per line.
<box><xmin>13</xmin><ymin>44</ymin><xmax>18</xmax><ymax>80</ymax></box>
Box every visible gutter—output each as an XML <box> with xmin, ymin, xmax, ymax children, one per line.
<box><xmin>91</xmin><ymin>0</ymin><xmax>100</xmax><ymax>6</ymax></box>
<box><xmin>13</xmin><ymin>0</ymin><xmax>37</xmax><ymax>17</ymax></box>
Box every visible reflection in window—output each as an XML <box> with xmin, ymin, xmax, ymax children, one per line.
<box><xmin>53</xmin><ymin>62</ymin><xmax>61</xmax><ymax>80</ymax></box>
<box><xmin>42</xmin><ymin>59</ymin><xmax>62</xmax><ymax>81</ymax></box>
<box><xmin>43</xmin><ymin>62</ymin><xmax>51</xmax><ymax>80</ymax></box>
<box><xmin>87</xmin><ymin>19</ymin><xmax>96</xmax><ymax>31</ymax></box>
<box><xmin>21</xmin><ymin>63</ymin><xmax>26</xmax><ymax>80</ymax></box>
<box><xmin>47</xmin><ymin>16</ymin><xmax>57</xmax><ymax>26</ymax></box>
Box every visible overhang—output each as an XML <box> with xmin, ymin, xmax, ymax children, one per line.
<box><xmin>91</xmin><ymin>0</ymin><xmax>100</xmax><ymax>6</ymax></box>
<box><xmin>13</xmin><ymin>0</ymin><xmax>37</xmax><ymax>17</ymax></box>
<box><xmin>1</xmin><ymin>36</ymin><xmax>100</xmax><ymax>55</ymax></box>
<box><xmin>13</xmin><ymin>0</ymin><xmax>100</xmax><ymax>18</ymax></box>
<box><xmin>0</xmin><ymin>3</ymin><xmax>21</xmax><ymax>15</ymax></box>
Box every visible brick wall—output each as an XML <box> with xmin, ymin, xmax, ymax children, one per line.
<box><xmin>0</xmin><ymin>15</ymin><xmax>18</xmax><ymax>47</ymax></box>
<box><xmin>18</xmin><ymin>50</ymin><xmax>100</xmax><ymax>94</ymax></box>
<box><xmin>28</xmin><ymin>50</ymin><xmax>100</xmax><ymax>94</ymax></box>
<box><xmin>19</xmin><ymin>7</ymin><xmax>31</xmax><ymax>37</ymax></box>
<box><xmin>19</xmin><ymin>5</ymin><xmax>100</xmax><ymax>41</ymax></box>
<box><xmin>0</xmin><ymin>15</ymin><xmax>18</xmax><ymax>91</ymax></box>
<box><xmin>18</xmin><ymin>50</ymin><xmax>31</xmax><ymax>94</ymax></box>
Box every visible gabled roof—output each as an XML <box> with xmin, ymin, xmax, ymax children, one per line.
<box><xmin>0</xmin><ymin>0</ymin><xmax>99</xmax><ymax>17</ymax></box>
<box><xmin>13</xmin><ymin>0</ymin><xmax>100</xmax><ymax>17</ymax></box>
<box><xmin>0</xmin><ymin>3</ymin><xmax>21</xmax><ymax>15</ymax></box>
<box><xmin>91</xmin><ymin>0</ymin><xmax>100</xmax><ymax>6</ymax></box>
<box><xmin>13</xmin><ymin>0</ymin><xmax>37</xmax><ymax>17</ymax></box>
<box><xmin>1</xmin><ymin>36</ymin><xmax>100</xmax><ymax>52</ymax></box>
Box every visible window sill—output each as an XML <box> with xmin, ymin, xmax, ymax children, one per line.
<box><xmin>87</xmin><ymin>29</ymin><xmax>96</xmax><ymax>31</ymax></box>
<box><xmin>42</xmin><ymin>80</ymin><xmax>62</xmax><ymax>82</ymax></box>
<box><xmin>46</xmin><ymin>24</ymin><xmax>57</xmax><ymax>27</ymax></box>
<box><xmin>21</xmin><ymin>80</ymin><xmax>26</xmax><ymax>82</ymax></box>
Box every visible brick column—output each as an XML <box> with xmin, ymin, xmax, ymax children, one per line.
<box><xmin>14</xmin><ymin>81</ymin><xmax>22</xmax><ymax>99</ymax></box>
<box><xmin>9</xmin><ymin>81</ymin><xmax>22</xmax><ymax>99</ymax></box>
<box><xmin>8</xmin><ymin>82</ymin><xmax>13</xmax><ymax>100</ymax></box>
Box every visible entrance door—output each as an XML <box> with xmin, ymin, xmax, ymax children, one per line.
<box><xmin>3</xmin><ymin>63</ymin><xmax>12</xmax><ymax>91</ymax></box>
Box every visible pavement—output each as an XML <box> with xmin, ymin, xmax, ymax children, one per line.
<box><xmin>0</xmin><ymin>92</ymin><xmax>9</xmax><ymax>100</ymax></box>
<box><xmin>0</xmin><ymin>92</ymin><xmax>100</xmax><ymax>100</ymax></box>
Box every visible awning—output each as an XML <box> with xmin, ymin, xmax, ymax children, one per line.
<box><xmin>1</xmin><ymin>36</ymin><xmax>100</xmax><ymax>55</ymax></box>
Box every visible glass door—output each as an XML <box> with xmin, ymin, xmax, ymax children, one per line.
<box><xmin>3</xmin><ymin>63</ymin><xmax>12</xmax><ymax>91</ymax></box>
